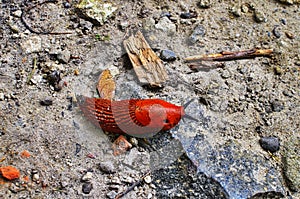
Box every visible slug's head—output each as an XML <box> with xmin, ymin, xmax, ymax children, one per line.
<box><xmin>135</xmin><ymin>99</ymin><xmax>197</xmax><ymax>132</ymax></box>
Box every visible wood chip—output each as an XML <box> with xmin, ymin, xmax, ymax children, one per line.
<box><xmin>97</xmin><ymin>69</ymin><xmax>116</xmax><ymax>100</ymax></box>
<box><xmin>123</xmin><ymin>31</ymin><xmax>168</xmax><ymax>87</ymax></box>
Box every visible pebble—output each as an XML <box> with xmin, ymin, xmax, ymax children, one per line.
<box><xmin>79</xmin><ymin>19</ymin><xmax>93</xmax><ymax>32</ymax></box>
<box><xmin>63</xmin><ymin>2</ymin><xmax>71</xmax><ymax>8</ymax></box>
<box><xmin>160</xmin><ymin>50</ymin><xmax>177</xmax><ymax>61</ymax></box>
<box><xmin>155</xmin><ymin>17</ymin><xmax>176</xmax><ymax>34</ymax></box>
<box><xmin>81</xmin><ymin>171</ymin><xmax>93</xmax><ymax>182</ymax></box>
<box><xmin>47</xmin><ymin>70</ymin><xmax>62</xmax><ymax>91</ymax></box>
<box><xmin>107</xmin><ymin>190</ymin><xmax>118</xmax><ymax>199</ymax></box>
<box><xmin>277</xmin><ymin>0</ymin><xmax>295</xmax><ymax>4</ymax></box>
<box><xmin>254</xmin><ymin>10</ymin><xmax>266</xmax><ymax>23</ymax></box>
<box><xmin>82</xmin><ymin>182</ymin><xmax>93</xmax><ymax>194</ymax></box>
<box><xmin>57</xmin><ymin>50</ymin><xmax>71</xmax><ymax>64</ymax></box>
<box><xmin>197</xmin><ymin>0</ymin><xmax>212</xmax><ymax>8</ymax></box>
<box><xmin>0</xmin><ymin>93</ymin><xmax>4</xmax><ymax>101</ymax></box>
<box><xmin>32</xmin><ymin>173</ymin><xmax>40</xmax><ymax>182</ymax></box>
<box><xmin>189</xmin><ymin>25</ymin><xmax>206</xmax><ymax>43</ymax></box>
<box><xmin>221</xmin><ymin>69</ymin><xmax>231</xmax><ymax>79</ymax></box>
<box><xmin>272</xmin><ymin>26</ymin><xmax>281</xmax><ymax>38</ymax></box>
<box><xmin>241</xmin><ymin>4</ymin><xmax>249</xmax><ymax>13</ymax></box>
<box><xmin>180</xmin><ymin>12</ymin><xmax>197</xmax><ymax>19</ymax></box>
<box><xmin>271</xmin><ymin>100</ymin><xmax>284</xmax><ymax>112</ymax></box>
<box><xmin>12</xmin><ymin>10</ymin><xmax>22</xmax><ymax>17</ymax></box>
<box><xmin>40</xmin><ymin>98</ymin><xmax>53</xmax><ymax>106</ymax></box>
<box><xmin>21</xmin><ymin>36</ymin><xmax>42</xmax><ymax>53</ymax></box>
<box><xmin>259</xmin><ymin>137</ymin><xmax>280</xmax><ymax>153</ymax></box>
<box><xmin>144</xmin><ymin>175</ymin><xmax>152</xmax><ymax>184</ymax></box>
<box><xmin>98</xmin><ymin>161</ymin><xmax>116</xmax><ymax>174</ymax></box>
<box><xmin>231</xmin><ymin>6</ymin><xmax>241</xmax><ymax>17</ymax></box>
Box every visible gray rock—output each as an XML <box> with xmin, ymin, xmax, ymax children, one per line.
<box><xmin>82</xmin><ymin>182</ymin><xmax>93</xmax><ymax>194</ymax></box>
<box><xmin>231</xmin><ymin>6</ymin><xmax>242</xmax><ymax>17</ymax></box>
<box><xmin>254</xmin><ymin>10</ymin><xmax>267</xmax><ymax>23</ymax></box>
<box><xmin>21</xmin><ymin>36</ymin><xmax>42</xmax><ymax>53</ymax></box>
<box><xmin>0</xmin><ymin>93</ymin><xmax>4</xmax><ymax>101</ymax></box>
<box><xmin>98</xmin><ymin>161</ymin><xmax>116</xmax><ymax>174</ymax></box>
<box><xmin>273</xmin><ymin>26</ymin><xmax>282</xmax><ymax>38</ymax></box>
<box><xmin>197</xmin><ymin>0</ymin><xmax>212</xmax><ymax>8</ymax></box>
<box><xmin>283</xmin><ymin>136</ymin><xmax>300</xmax><ymax>192</ymax></box>
<box><xmin>271</xmin><ymin>100</ymin><xmax>284</xmax><ymax>112</ymax></box>
<box><xmin>57</xmin><ymin>50</ymin><xmax>71</xmax><ymax>64</ymax></box>
<box><xmin>107</xmin><ymin>190</ymin><xmax>118</xmax><ymax>199</ymax></box>
<box><xmin>160</xmin><ymin>50</ymin><xmax>177</xmax><ymax>61</ymax></box>
<box><xmin>259</xmin><ymin>137</ymin><xmax>280</xmax><ymax>153</ymax></box>
<box><xmin>81</xmin><ymin>171</ymin><xmax>93</xmax><ymax>182</ymax></box>
<box><xmin>76</xmin><ymin>1</ymin><xmax>117</xmax><ymax>26</ymax></box>
<box><xmin>189</xmin><ymin>25</ymin><xmax>206</xmax><ymax>43</ymax></box>
<box><xmin>155</xmin><ymin>17</ymin><xmax>176</xmax><ymax>34</ymax></box>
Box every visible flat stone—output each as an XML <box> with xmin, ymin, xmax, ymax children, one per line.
<box><xmin>98</xmin><ymin>161</ymin><xmax>116</xmax><ymax>174</ymax></box>
<box><xmin>21</xmin><ymin>36</ymin><xmax>42</xmax><ymax>54</ymax></box>
<box><xmin>155</xmin><ymin>17</ymin><xmax>176</xmax><ymax>35</ymax></box>
<box><xmin>76</xmin><ymin>0</ymin><xmax>117</xmax><ymax>26</ymax></box>
<box><xmin>160</xmin><ymin>50</ymin><xmax>177</xmax><ymax>61</ymax></box>
<box><xmin>57</xmin><ymin>50</ymin><xmax>71</xmax><ymax>64</ymax></box>
<box><xmin>259</xmin><ymin>137</ymin><xmax>280</xmax><ymax>153</ymax></box>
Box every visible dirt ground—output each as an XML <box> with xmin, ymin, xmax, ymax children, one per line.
<box><xmin>0</xmin><ymin>0</ymin><xmax>299</xmax><ymax>199</ymax></box>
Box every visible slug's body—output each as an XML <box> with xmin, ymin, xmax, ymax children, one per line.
<box><xmin>77</xmin><ymin>95</ymin><xmax>185</xmax><ymax>138</ymax></box>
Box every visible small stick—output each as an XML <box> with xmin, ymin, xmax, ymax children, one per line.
<box><xmin>114</xmin><ymin>171</ymin><xmax>151</xmax><ymax>199</ymax></box>
<box><xmin>185</xmin><ymin>49</ymin><xmax>273</xmax><ymax>62</ymax></box>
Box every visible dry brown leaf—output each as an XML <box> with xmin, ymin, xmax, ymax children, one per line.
<box><xmin>97</xmin><ymin>69</ymin><xmax>116</xmax><ymax>100</ymax></box>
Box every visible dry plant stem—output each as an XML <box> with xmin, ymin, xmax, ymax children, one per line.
<box><xmin>21</xmin><ymin>0</ymin><xmax>73</xmax><ymax>35</ymax></box>
<box><xmin>123</xmin><ymin>31</ymin><xmax>168</xmax><ymax>87</ymax></box>
<box><xmin>185</xmin><ymin>49</ymin><xmax>273</xmax><ymax>62</ymax></box>
<box><xmin>114</xmin><ymin>171</ymin><xmax>151</xmax><ymax>199</ymax></box>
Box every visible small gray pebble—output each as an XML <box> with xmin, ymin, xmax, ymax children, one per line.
<box><xmin>82</xmin><ymin>182</ymin><xmax>93</xmax><ymax>194</ymax></box>
<box><xmin>197</xmin><ymin>0</ymin><xmax>212</xmax><ymax>8</ymax></box>
<box><xmin>107</xmin><ymin>190</ymin><xmax>118</xmax><ymax>199</ymax></box>
<box><xmin>254</xmin><ymin>10</ymin><xmax>266</xmax><ymax>23</ymax></box>
<box><xmin>259</xmin><ymin>137</ymin><xmax>280</xmax><ymax>153</ymax></box>
<box><xmin>271</xmin><ymin>101</ymin><xmax>284</xmax><ymax>112</ymax></box>
<box><xmin>160</xmin><ymin>50</ymin><xmax>177</xmax><ymax>61</ymax></box>
<box><xmin>98</xmin><ymin>161</ymin><xmax>116</xmax><ymax>174</ymax></box>
<box><xmin>40</xmin><ymin>98</ymin><xmax>53</xmax><ymax>106</ymax></box>
<box><xmin>57</xmin><ymin>50</ymin><xmax>71</xmax><ymax>64</ymax></box>
<box><xmin>189</xmin><ymin>25</ymin><xmax>206</xmax><ymax>43</ymax></box>
<box><xmin>272</xmin><ymin>26</ymin><xmax>281</xmax><ymax>38</ymax></box>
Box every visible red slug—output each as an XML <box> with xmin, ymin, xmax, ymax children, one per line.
<box><xmin>77</xmin><ymin>95</ymin><xmax>196</xmax><ymax>138</ymax></box>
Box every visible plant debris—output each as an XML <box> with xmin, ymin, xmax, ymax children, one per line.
<box><xmin>123</xmin><ymin>31</ymin><xmax>168</xmax><ymax>87</ymax></box>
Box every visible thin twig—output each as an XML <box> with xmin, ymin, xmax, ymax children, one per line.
<box><xmin>185</xmin><ymin>48</ymin><xmax>273</xmax><ymax>62</ymax></box>
<box><xmin>21</xmin><ymin>0</ymin><xmax>73</xmax><ymax>35</ymax></box>
<box><xmin>114</xmin><ymin>171</ymin><xmax>151</xmax><ymax>199</ymax></box>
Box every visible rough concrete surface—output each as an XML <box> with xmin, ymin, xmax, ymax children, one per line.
<box><xmin>0</xmin><ymin>0</ymin><xmax>299</xmax><ymax>199</ymax></box>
